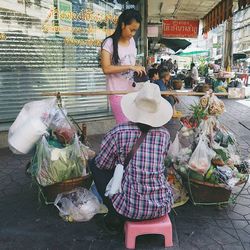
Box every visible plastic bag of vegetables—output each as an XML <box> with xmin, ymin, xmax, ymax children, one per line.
<box><xmin>31</xmin><ymin>134</ymin><xmax>89</xmax><ymax>186</ymax></box>
<box><xmin>189</xmin><ymin>136</ymin><xmax>216</xmax><ymax>175</ymax></box>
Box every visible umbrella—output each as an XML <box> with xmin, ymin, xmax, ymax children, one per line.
<box><xmin>233</xmin><ymin>53</ymin><xmax>247</xmax><ymax>61</ymax></box>
<box><xmin>159</xmin><ymin>38</ymin><xmax>191</xmax><ymax>52</ymax></box>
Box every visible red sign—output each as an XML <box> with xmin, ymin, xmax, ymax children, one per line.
<box><xmin>162</xmin><ymin>20</ymin><xmax>199</xmax><ymax>38</ymax></box>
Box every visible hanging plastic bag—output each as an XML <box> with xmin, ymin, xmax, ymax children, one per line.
<box><xmin>54</xmin><ymin>187</ymin><xmax>100</xmax><ymax>222</ymax></box>
<box><xmin>168</xmin><ymin>132</ymin><xmax>180</xmax><ymax>160</ymax></box>
<box><xmin>8</xmin><ymin>118</ymin><xmax>48</xmax><ymax>154</ymax></box>
<box><xmin>208</xmin><ymin>93</ymin><xmax>225</xmax><ymax>116</ymax></box>
<box><xmin>9</xmin><ymin>98</ymin><xmax>56</xmax><ymax>138</ymax></box>
<box><xmin>189</xmin><ymin>136</ymin><xmax>216</xmax><ymax>175</ymax></box>
<box><xmin>31</xmin><ymin>134</ymin><xmax>88</xmax><ymax>186</ymax></box>
<box><xmin>105</xmin><ymin>164</ymin><xmax>124</xmax><ymax>198</ymax></box>
<box><xmin>197</xmin><ymin>116</ymin><xmax>217</xmax><ymax>137</ymax></box>
<box><xmin>8</xmin><ymin>98</ymin><xmax>57</xmax><ymax>154</ymax></box>
<box><xmin>49</xmin><ymin>108</ymin><xmax>76</xmax><ymax>145</ymax></box>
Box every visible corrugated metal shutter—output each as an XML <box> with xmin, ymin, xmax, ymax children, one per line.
<box><xmin>0</xmin><ymin>0</ymin><xmax>118</xmax><ymax>130</ymax></box>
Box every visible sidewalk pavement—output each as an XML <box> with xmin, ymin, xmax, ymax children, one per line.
<box><xmin>0</xmin><ymin>97</ymin><xmax>250</xmax><ymax>250</ymax></box>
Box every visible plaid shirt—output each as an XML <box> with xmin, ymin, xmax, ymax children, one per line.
<box><xmin>95</xmin><ymin>123</ymin><xmax>173</xmax><ymax>220</ymax></box>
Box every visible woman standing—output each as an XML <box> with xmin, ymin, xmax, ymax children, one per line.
<box><xmin>101</xmin><ymin>9</ymin><xmax>146</xmax><ymax>124</ymax></box>
<box><xmin>190</xmin><ymin>63</ymin><xmax>199</xmax><ymax>87</ymax></box>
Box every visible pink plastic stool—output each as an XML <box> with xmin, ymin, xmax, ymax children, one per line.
<box><xmin>124</xmin><ymin>214</ymin><xmax>173</xmax><ymax>249</ymax></box>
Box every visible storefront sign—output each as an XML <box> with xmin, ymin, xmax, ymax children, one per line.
<box><xmin>47</xmin><ymin>7</ymin><xmax>118</xmax><ymax>23</ymax></box>
<box><xmin>58</xmin><ymin>0</ymin><xmax>72</xmax><ymax>37</ymax></box>
<box><xmin>162</xmin><ymin>20</ymin><xmax>199</xmax><ymax>38</ymax></box>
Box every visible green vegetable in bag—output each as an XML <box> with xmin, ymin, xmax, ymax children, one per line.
<box><xmin>31</xmin><ymin>135</ymin><xmax>87</xmax><ymax>186</ymax></box>
<box><xmin>213</xmin><ymin>146</ymin><xmax>230</xmax><ymax>162</ymax></box>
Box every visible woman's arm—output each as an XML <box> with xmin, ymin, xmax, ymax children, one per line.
<box><xmin>101</xmin><ymin>49</ymin><xmax>146</xmax><ymax>76</ymax></box>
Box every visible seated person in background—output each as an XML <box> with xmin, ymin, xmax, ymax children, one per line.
<box><xmin>148</xmin><ymin>68</ymin><xmax>159</xmax><ymax>83</ymax></box>
<box><xmin>89</xmin><ymin>84</ymin><xmax>173</xmax><ymax>233</ymax></box>
<box><xmin>152</xmin><ymin>63</ymin><xmax>159</xmax><ymax>69</ymax></box>
<box><xmin>154</xmin><ymin>70</ymin><xmax>179</xmax><ymax>112</ymax></box>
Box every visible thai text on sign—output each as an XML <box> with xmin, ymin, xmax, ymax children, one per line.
<box><xmin>162</xmin><ymin>20</ymin><xmax>199</xmax><ymax>38</ymax></box>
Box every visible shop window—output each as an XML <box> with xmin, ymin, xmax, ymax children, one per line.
<box><xmin>0</xmin><ymin>1</ymin><xmax>145</xmax><ymax>127</ymax></box>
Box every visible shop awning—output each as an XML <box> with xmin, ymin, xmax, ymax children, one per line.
<box><xmin>148</xmin><ymin>0</ymin><xmax>222</xmax><ymax>21</ymax></box>
<box><xmin>175</xmin><ymin>48</ymin><xmax>209</xmax><ymax>56</ymax></box>
<box><xmin>159</xmin><ymin>38</ymin><xmax>191</xmax><ymax>52</ymax></box>
<box><xmin>202</xmin><ymin>0</ymin><xmax>233</xmax><ymax>33</ymax></box>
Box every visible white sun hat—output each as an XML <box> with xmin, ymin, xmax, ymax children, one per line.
<box><xmin>121</xmin><ymin>83</ymin><xmax>173</xmax><ymax>127</ymax></box>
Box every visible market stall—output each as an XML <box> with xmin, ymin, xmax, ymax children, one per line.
<box><xmin>7</xmin><ymin>89</ymin><xmax>249</xmax><ymax>222</ymax></box>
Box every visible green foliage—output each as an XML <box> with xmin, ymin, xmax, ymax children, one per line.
<box><xmin>198</xmin><ymin>58</ymin><xmax>208</xmax><ymax>77</ymax></box>
<box><xmin>189</xmin><ymin>102</ymin><xmax>208</xmax><ymax>122</ymax></box>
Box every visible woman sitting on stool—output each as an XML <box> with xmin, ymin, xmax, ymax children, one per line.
<box><xmin>89</xmin><ymin>84</ymin><xmax>173</xmax><ymax>233</ymax></box>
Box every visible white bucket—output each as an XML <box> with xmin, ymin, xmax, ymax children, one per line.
<box><xmin>8</xmin><ymin>118</ymin><xmax>47</xmax><ymax>154</ymax></box>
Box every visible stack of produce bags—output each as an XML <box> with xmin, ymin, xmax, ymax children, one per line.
<box><xmin>30</xmin><ymin>104</ymin><xmax>95</xmax><ymax>187</ymax></box>
<box><xmin>8</xmin><ymin>98</ymin><xmax>95</xmax><ymax>187</ymax></box>
<box><xmin>167</xmin><ymin>92</ymin><xmax>248</xmax><ymax>194</ymax></box>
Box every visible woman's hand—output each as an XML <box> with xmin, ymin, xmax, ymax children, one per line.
<box><xmin>130</xmin><ymin>65</ymin><xmax>146</xmax><ymax>76</ymax></box>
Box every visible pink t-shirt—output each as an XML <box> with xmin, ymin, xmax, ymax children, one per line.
<box><xmin>102</xmin><ymin>37</ymin><xmax>137</xmax><ymax>91</ymax></box>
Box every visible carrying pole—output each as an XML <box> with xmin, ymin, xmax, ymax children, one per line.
<box><xmin>42</xmin><ymin>91</ymin><xmax>228</xmax><ymax>97</ymax></box>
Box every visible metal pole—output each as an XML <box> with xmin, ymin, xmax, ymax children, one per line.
<box><xmin>223</xmin><ymin>17</ymin><xmax>233</xmax><ymax>70</ymax></box>
<box><xmin>143</xmin><ymin>0</ymin><xmax>148</xmax><ymax>67</ymax></box>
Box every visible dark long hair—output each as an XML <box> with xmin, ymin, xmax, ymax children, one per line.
<box><xmin>136</xmin><ymin>123</ymin><xmax>153</xmax><ymax>133</ymax></box>
<box><xmin>101</xmin><ymin>9</ymin><xmax>142</xmax><ymax>65</ymax></box>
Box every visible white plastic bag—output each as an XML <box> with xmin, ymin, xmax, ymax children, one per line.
<box><xmin>8</xmin><ymin>98</ymin><xmax>57</xmax><ymax>154</ymax></box>
<box><xmin>8</xmin><ymin>118</ymin><xmax>48</xmax><ymax>154</ymax></box>
<box><xmin>54</xmin><ymin>187</ymin><xmax>100</xmax><ymax>222</ymax></box>
<box><xmin>198</xmin><ymin>116</ymin><xmax>217</xmax><ymax>136</ymax></box>
<box><xmin>189</xmin><ymin>136</ymin><xmax>216</xmax><ymax>175</ymax></box>
<box><xmin>9</xmin><ymin>98</ymin><xmax>56</xmax><ymax>138</ymax></box>
<box><xmin>168</xmin><ymin>132</ymin><xmax>180</xmax><ymax>160</ymax></box>
<box><xmin>105</xmin><ymin>164</ymin><xmax>124</xmax><ymax>198</ymax></box>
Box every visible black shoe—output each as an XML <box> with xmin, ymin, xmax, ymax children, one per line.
<box><xmin>103</xmin><ymin>214</ymin><xmax>124</xmax><ymax>235</ymax></box>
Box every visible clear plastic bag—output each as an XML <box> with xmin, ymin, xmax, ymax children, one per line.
<box><xmin>168</xmin><ymin>132</ymin><xmax>180</xmax><ymax>160</ymax></box>
<box><xmin>54</xmin><ymin>187</ymin><xmax>100</xmax><ymax>222</ymax></box>
<box><xmin>208</xmin><ymin>93</ymin><xmax>225</xmax><ymax>115</ymax></box>
<box><xmin>49</xmin><ymin>108</ymin><xmax>76</xmax><ymax>145</ymax></box>
<box><xmin>189</xmin><ymin>136</ymin><xmax>216</xmax><ymax>175</ymax></box>
<box><xmin>32</xmin><ymin>134</ymin><xmax>87</xmax><ymax>186</ymax></box>
<box><xmin>197</xmin><ymin>116</ymin><xmax>217</xmax><ymax>137</ymax></box>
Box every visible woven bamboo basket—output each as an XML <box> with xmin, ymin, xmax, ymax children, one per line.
<box><xmin>42</xmin><ymin>174</ymin><xmax>93</xmax><ymax>202</ymax></box>
<box><xmin>173</xmin><ymin>80</ymin><xmax>183</xmax><ymax>90</ymax></box>
<box><xmin>177</xmin><ymin>170</ymin><xmax>232</xmax><ymax>205</ymax></box>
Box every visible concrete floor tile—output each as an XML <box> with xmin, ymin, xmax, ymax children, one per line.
<box><xmin>233</xmin><ymin>204</ymin><xmax>250</xmax><ymax>216</ymax></box>
<box><xmin>236</xmin><ymin>229</ymin><xmax>250</xmax><ymax>243</ymax></box>
<box><xmin>222</xmin><ymin>242</ymin><xmax>244</xmax><ymax>250</ymax></box>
